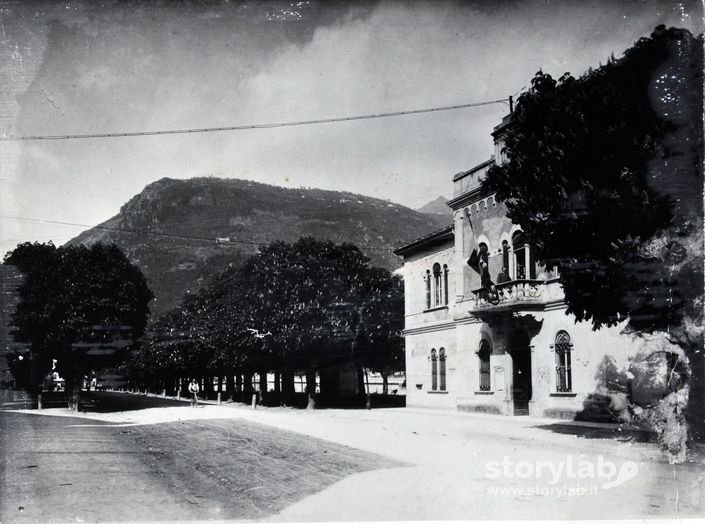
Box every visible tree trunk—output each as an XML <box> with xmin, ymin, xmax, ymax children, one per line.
<box><xmin>382</xmin><ymin>372</ymin><xmax>389</xmax><ymax>395</ymax></box>
<box><xmin>364</xmin><ymin>368</ymin><xmax>371</xmax><ymax>409</ymax></box>
<box><xmin>258</xmin><ymin>370</ymin><xmax>267</xmax><ymax>393</ymax></box>
<box><xmin>281</xmin><ymin>370</ymin><xmax>295</xmax><ymax>405</ymax></box>
<box><xmin>305</xmin><ymin>368</ymin><xmax>317</xmax><ymax>410</ymax></box>
<box><xmin>357</xmin><ymin>369</ymin><xmax>366</xmax><ymax>399</ymax></box>
<box><xmin>226</xmin><ymin>373</ymin><xmax>235</xmax><ymax>401</ymax></box>
<box><xmin>66</xmin><ymin>375</ymin><xmax>81</xmax><ymax>411</ymax></box>
<box><xmin>65</xmin><ymin>376</ymin><xmax>74</xmax><ymax>410</ymax></box>
<box><xmin>257</xmin><ymin>370</ymin><xmax>267</xmax><ymax>405</ymax></box>
<box><xmin>204</xmin><ymin>376</ymin><xmax>213</xmax><ymax>400</ymax></box>
<box><xmin>274</xmin><ymin>371</ymin><xmax>281</xmax><ymax>394</ymax></box>
<box><xmin>217</xmin><ymin>375</ymin><xmax>223</xmax><ymax>397</ymax></box>
<box><xmin>243</xmin><ymin>371</ymin><xmax>253</xmax><ymax>395</ymax></box>
<box><xmin>235</xmin><ymin>372</ymin><xmax>242</xmax><ymax>392</ymax></box>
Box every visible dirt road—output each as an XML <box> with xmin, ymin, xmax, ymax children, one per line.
<box><xmin>0</xmin><ymin>393</ymin><xmax>397</xmax><ymax>523</ymax></box>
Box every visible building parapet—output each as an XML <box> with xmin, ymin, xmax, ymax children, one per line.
<box><xmin>450</xmin><ymin>158</ymin><xmax>494</xmax><ymax>202</ymax></box>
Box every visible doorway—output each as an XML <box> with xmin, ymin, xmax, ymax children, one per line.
<box><xmin>510</xmin><ymin>327</ymin><xmax>532</xmax><ymax>416</ymax></box>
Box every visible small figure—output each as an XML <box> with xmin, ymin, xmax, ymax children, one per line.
<box><xmin>479</xmin><ymin>254</ymin><xmax>500</xmax><ymax>304</ymax></box>
<box><xmin>188</xmin><ymin>379</ymin><xmax>200</xmax><ymax>407</ymax></box>
<box><xmin>497</xmin><ymin>266</ymin><xmax>511</xmax><ymax>284</ymax></box>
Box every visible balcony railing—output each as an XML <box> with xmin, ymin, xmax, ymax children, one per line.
<box><xmin>471</xmin><ymin>279</ymin><xmax>545</xmax><ymax>309</ymax></box>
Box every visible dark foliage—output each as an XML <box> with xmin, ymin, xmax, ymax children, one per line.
<box><xmin>4</xmin><ymin>242</ymin><xmax>153</xmax><ymax>391</ymax></box>
<box><xmin>132</xmin><ymin>238</ymin><xmax>404</xmax><ymax>388</ymax></box>
<box><xmin>484</xmin><ymin>26</ymin><xmax>703</xmax><ymax>333</ymax></box>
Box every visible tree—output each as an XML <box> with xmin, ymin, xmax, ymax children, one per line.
<box><xmin>354</xmin><ymin>269</ymin><xmax>405</xmax><ymax>395</ymax></box>
<box><xmin>224</xmin><ymin>238</ymin><xmax>388</xmax><ymax>408</ymax></box>
<box><xmin>483</xmin><ymin>26</ymin><xmax>703</xmax><ymax>460</ymax></box>
<box><xmin>4</xmin><ymin>242</ymin><xmax>153</xmax><ymax>409</ymax></box>
<box><xmin>133</xmin><ymin>237</ymin><xmax>405</xmax><ymax>408</ymax></box>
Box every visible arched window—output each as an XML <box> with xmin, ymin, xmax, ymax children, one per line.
<box><xmin>512</xmin><ymin>231</ymin><xmax>527</xmax><ymax>279</ymax></box>
<box><xmin>425</xmin><ymin>270</ymin><xmax>431</xmax><ymax>309</ymax></box>
<box><xmin>433</xmin><ymin>263</ymin><xmax>443</xmax><ymax>307</ymax></box>
<box><xmin>555</xmin><ymin>331</ymin><xmax>573</xmax><ymax>392</ymax></box>
<box><xmin>443</xmin><ymin>265</ymin><xmax>449</xmax><ymax>305</ymax></box>
<box><xmin>439</xmin><ymin>348</ymin><xmax>447</xmax><ymax>391</ymax></box>
<box><xmin>430</xmin><ymin>349</ymin><xmax>438</xmax><ymax>391</ymax></box>
<box><xmin>478</xmin><ymin>340</ymin><xmax>491</xmax><ymax>391</ymax></box>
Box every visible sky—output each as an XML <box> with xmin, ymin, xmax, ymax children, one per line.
<box><xmin>0</xmin><ymin>0</ymin><xmax>701</xmax><ymax>256</ymax></box>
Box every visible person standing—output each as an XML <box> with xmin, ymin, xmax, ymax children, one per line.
<box><xmin>188</xmin><ymin>379</ymin><xmax>200</xmax><ymax>407</ymax></box>
<box><xmin>479</xmin><ymin>254</ymin><xmax>499</xmax><ymax>303</ymax></box>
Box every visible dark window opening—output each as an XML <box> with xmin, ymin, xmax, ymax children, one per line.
<box><xmin>433</xmin><ymin>263</ymin><xmax>442</xmax><ymax>307</ymax></box>
<box><xmin>431</xmin><ymin>349</ymin><xmax>438</xmax><ymax>391</ymax></box>
<box><xmin>443</xmin><ymin>265</ymin><xmax>449</xmax><ymax>305</ymax></box>
<box><xmin>479</xmin><ymin>340</ymin><xmax>491</xmax><ymax>391</ymax></box>
<box><xmin>439</xmin><ymin>348</ymin><xmax>447</xmax><ymax>391</ymax></box>
<box><xmin>555</xmin><ymin>331</ymin><xmax>572</xmax><ymax>392</ymax></box>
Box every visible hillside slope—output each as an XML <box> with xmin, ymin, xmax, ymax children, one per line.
<box><xmin>69</xmin><ymin>177</ymin><xmax>448</xmax><ymax>315</ymax></box>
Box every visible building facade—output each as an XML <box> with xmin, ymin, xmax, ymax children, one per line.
<box><xmin>395</xmin><ymin>117</ymin><xmax>653</xmax><ymax>419</ymax></box>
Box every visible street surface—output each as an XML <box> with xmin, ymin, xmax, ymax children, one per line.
<box><xmin>1</xmin><ymin>391</ymin><xmax>703</xmax><ymax>522</ymax></box>
<box><xmin>0</xmin><ymin>392</ymin><xmax>397</xmax><ymax>523</ymax></box>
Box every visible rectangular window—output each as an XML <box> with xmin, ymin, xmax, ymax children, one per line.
<box><xmin>555</xmin><ymin>340</ymin><xmax>572</xmax><ymax>392</ymax></box>
<box><xmin>479</xmin><ymin>359</ymin><xmax>491</xmax><ymax>391</ymax></box>
<box><xmin>479</xmin><ymin>341</ymin><xmax>491</xmax><ymax>391</ymax></box>
<box><xmin>431</xmin><ymin>359</ymin><xmax>438</xmax><ymax>391</ymax></box>
<box><xmin>439</xmin><ymin>350</ymin><xmax>447</xmax><ymax>391</ymax></box>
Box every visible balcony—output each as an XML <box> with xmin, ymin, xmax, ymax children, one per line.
<box><xmin>471</xmin><ymin>279</ymin><xmax>547</xmax><ymax>310</ymax></box>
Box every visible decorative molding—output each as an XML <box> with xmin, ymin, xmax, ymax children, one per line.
<box><xmin>403</xmin><ymin>320</ymin><xmax>456</xmax><ymax>336</ymax></box>
<box><xmin>423</xmin><ymin>305</ymin><xmax>449</xmax><ymax>313</ymax></box>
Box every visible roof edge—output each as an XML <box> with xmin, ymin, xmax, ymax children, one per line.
<box><xmin>393</xmin><ymin>225</ymin><xmax>454</xmax><ymax>257</ymax></box>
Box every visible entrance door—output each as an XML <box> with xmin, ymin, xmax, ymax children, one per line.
<box><xmin>512</xmin><ymin>350</ymin><xmax>532</xmax><ymax>415</ymax></box>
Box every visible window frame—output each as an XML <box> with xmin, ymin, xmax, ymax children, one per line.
<box><xmin>478</xmin><ymin>339</ymin><xmax>491</xmax><ymax>391</ymax></box>
<box><xmin>554</xmin><ymin>331</ymin><xmax>573</xmax><ymax>393</ymax></box>
<box><xmin>432</xmin><ymin>263</ymin><xmax>443</xmax><ymax>307</ymax></box>
<box><xmin>430</xmin><ymin>349</ymin><xmax>438</xmax><ymax>391</ymax></box>
<box><xmin>439</xmin><ymin>348</ymin><xmax>447</xmax><ymax>391</ymax></box>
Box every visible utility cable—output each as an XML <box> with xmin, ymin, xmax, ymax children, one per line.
<box><xmin>0</xmin><ymin>215</ymin><xmax>400</xmax><ymax>251</ymax></box>
<box><xmin>0</xmin><ymin>98</ymin><xmax>509</xmax><ymax>141</ymax></box>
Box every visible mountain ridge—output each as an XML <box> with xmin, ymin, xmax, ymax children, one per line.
<box><xmin>416</xmin><ymin>196</ymin><xmax>452</xmax><ymax>216</ymax></box>
<box><xmin>69</xmin><ymin>177</ymin><xmax>448</xmax><ymax>316</ymax></box>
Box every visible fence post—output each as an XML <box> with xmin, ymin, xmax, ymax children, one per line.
<box><xmin>37</xmin><ymin>393</ymin><xmax>42</xmax><ymax>410</ymax></box>
<box><xmin>217</xmin><ymin>392</ymin><xmax>221</xmax><ymax>405</ymax></box>
<box><xmin>251</xmin><ymin>393</ymin><xmax>257</xmax><ymax>409</ymax></box>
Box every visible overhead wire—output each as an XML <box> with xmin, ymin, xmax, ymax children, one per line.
<box><xmin>0</xmin><ymin>214</ymin><xmax>401</xmax><ymax>251</ymax></box>
<box><xmin>2</xmin><ymin>97</ymin><xmax>508</xmax><ymax>252</ymax></box>
<box><xmin>0</xmin><ymin>98</ymin><xmax>509</xmax><ymax>141</ymax></box>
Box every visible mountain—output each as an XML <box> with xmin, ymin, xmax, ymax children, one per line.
<box><xmin>417</xmin><ymin>196</ymin><xmax>452</xmax><ymax>216</ymax></box>
<box><xmin>69</xmin><ymin>177</ymin><xmax>448</xmax><ymax>316</ymax></box>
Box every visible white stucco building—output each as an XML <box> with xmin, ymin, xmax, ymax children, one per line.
<box><xmin>394</xmin><ymin>116</ymin><xmax>654</xmax><ymax>419</ymax></box>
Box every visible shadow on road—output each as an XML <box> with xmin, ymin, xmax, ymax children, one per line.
<box><xmin>82</xmin><ymin>391</ymin><xmax>189</xmax><ymax>412</ymax></box>
<box><xmin>535</xmin><ymin>422</ymin><xmax>657</xmax><ymax>443</ymax></box>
